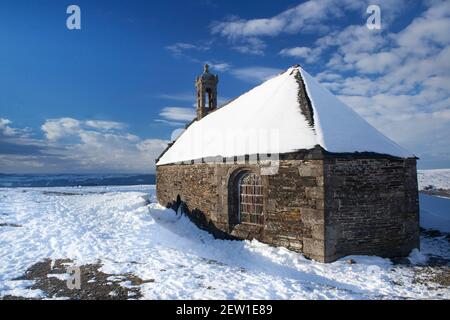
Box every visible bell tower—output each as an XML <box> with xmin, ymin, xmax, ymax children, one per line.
<box><xmin>196</xmin><ymin>64</ymin><xmax>219</xmax><ymax>120</ymax></box>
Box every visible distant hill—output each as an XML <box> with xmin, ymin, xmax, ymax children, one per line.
<box><xmin>0</xmin><ymin>174</ymin><xmax>156</xmax><ymax>188</ymax></box>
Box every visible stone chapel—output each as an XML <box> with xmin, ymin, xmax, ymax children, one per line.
<box><xmin>155</xmin><ymin>64</ymin><xmax>419</xmax><ymax>263</ymax></box>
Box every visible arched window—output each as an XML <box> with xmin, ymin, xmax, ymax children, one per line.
<box><xmin>238</xmin><ymin>172</ymin><xmax>264</xmax><ymax>225</ymax></box>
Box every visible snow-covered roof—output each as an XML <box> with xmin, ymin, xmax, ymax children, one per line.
<box><xmin>157</xmin><ymin>66</ymin><xmax>413</xmax><ymax>165</ymax></box>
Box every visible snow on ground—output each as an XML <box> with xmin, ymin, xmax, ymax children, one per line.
<box><xmin>418</xmin><ymin>169</ymin><xmax>450</xmax><ymax>190</ymax></box>
<box><xmin>0</xmin><ymin>185</ymin><xmax>449</xmax><ymax>300</ymax></box>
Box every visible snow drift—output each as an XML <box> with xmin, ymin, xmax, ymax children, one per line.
<box><xmin>0</xmin><ymin>185</ymin><xmax>449</xmax><ymax>299</ymax></box>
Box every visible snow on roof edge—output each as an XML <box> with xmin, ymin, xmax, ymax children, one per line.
<box><xmin>156</xmin><ymin>65</ymin><xmax>415</xmax><ymax>166</ymax></box>
<box><xmin>298</xmin><ymin>66</ymin><xmax>415</xmax><ymax>158</ymax></box>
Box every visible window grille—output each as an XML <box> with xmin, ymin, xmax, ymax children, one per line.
<box><xmin>239</xmin><ymin>172</ymin><xmax>264</xmax><ymax>225</ymax></box>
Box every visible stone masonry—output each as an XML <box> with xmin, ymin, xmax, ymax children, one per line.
<box><xmin>323</xmin><ymin>157</ymin><xmax>420</xmax><ymax>262</ymax></box>
<box><xmin>155</xmin><ymin>65</ymin><xmax>420</xmax><ymax>263</ymax></box>
<box><xmin>156</xmin><ymin>151</ymin><xmax>419</xmax><ymax>263</ymax></box>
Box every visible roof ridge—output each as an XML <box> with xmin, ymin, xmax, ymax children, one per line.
<box><xmin>293</xmin><ymin>68</ymin><xmax>315</xmax><ymax>130</ymax></box>
<box><xmin>156</xmin><ymin>65</ymin><xmax>414</xmax><ymax>166</ymax></box>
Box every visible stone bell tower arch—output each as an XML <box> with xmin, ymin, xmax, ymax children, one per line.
<box><xmin>196</xmin><ymin>64</ymin><xmax>219</xmax><ymax>120</ymax></box>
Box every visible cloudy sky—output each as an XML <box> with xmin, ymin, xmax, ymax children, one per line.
<box><xmin>0</xmin><ymin>0</ymin><xmax>449</xmax><ymax>173</ymax></box>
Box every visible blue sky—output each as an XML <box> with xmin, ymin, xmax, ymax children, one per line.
<box><xmin>0</xmin><ymin>0</ymin><xmax>449</xmax><ymax>173</ymax></box>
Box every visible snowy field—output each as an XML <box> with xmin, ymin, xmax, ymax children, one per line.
<box><xmin>418</xmin><ymin>169</ymin><xmax>450</xmax><ymax>190</ymax></box>
<box><xmin>0</xmin><ymin>184</ymin><xmax>449</xmax><ymax>300</ymax></box>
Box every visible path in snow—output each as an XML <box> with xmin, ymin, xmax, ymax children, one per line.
<box><xmin>0</xmin><ymin>185</ymin><xmax>449</xmax><ymax>299</ymax></box>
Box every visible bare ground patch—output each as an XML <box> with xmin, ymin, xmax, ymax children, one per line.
<box><xmin>411</xmin><ymin>229</ymin><xmax>450</xmax><ymax>291</ymax></box>
<box><xmin>0</xmin><ymin>223</ymin><xmax>21</xmax><ymax>227</ymax></box>
<box><xmin>1</xmin><ymin>259</ymin><xmax>155</xmax><ymax>300</ymax></box>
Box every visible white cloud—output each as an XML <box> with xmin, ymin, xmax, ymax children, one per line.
<box><xmin>230</xmin><ymin>37</ymin><xmax>267</xmax><ymax>55</ymax></box>
<box><xmin>1</xmin><ymin>118</ymin><xmax>169</xmax><ymax>173</ymax></box>
<box><xmin>137</xmin><ymin>138</ymin><xmax>168</xmax><ymax>153</ymax></box>
<box><xmin>159</xmin><ymin>107</ymin><xmax>196</xmax><ymax>122</ymax></box>
<box><xmin>0</xmin><ymin>118</ymin><xmax>16</xmax><ymax>137</ymax></box>
<box><xmin>339</xmin><ymin>94</ymin><xmax>450</xmax><ymax>164</ymax></box>
<box><xmin>205</xmin><ymin>61</ymin><xmax>231</xmax><ymax>72</ymax></box>
<box><xmin>279</xmin><ymin>46</ymin><xmax>310</xmax><ymax>57</ymax></box>
<box><xmin>0</xmin><ymin>155</ymin><xmax>47</xmax><ymax>171</ymax></box>
<box><xmin>46</xmin><ymin>119</ymin><xmax>167</xmax><ymax>172</ymax></box>
<box><xmin>315</xmin><ymin>71</ymin><xmax>343</xmax><ymax>82</ymax></box>
<box><xmin>158</xmin><ymin>93</ymin><xmax>195</xmax><ymax>103</ymax></box>
<box><xmin>210</xmin><ymin>0</ymin><xmax>411</xmax><ymax>56</ymax></box>
<box><xmin>41</xmin><ymin>118</ymin><xmax>126</xmax><ymax>141</ymax></box>
<box><xmin>318</xmin><ymin>25</ymin><xmax>388</xmax><ymax>69</ymax></box>
<box><xmin>300</xmin><ymin>0</ymin><xmax>450</xmax><ymax>167</ymax></box>
<box><xmin>219</xmin><ymin>0</ymin><xmax>447</xmax><ymax>167</ymax></box>
<box><xmin>85</xmin><ymin>120</ymin><xmax>125</xmax><ymax>131</ymax></box>
<box><xmin>230</xmin><ymin>67</ymin><xmax>283</xmax><ymax>84</ymax></box>
<box><xmin>41</xmin><ymin>118</ymin><xmax>81</xmax><ymax>141</ymax></box>
<box><xmin>169</xmin><ymin>128</ymin><xmax>185</xmax><ymax>142</ymax></box>
<box><xmin>154</xmin><ymin>119</ymin><xmax>185</xmax><ymax>127</ymax></box>
<box><xmin>354</xmin><ymin>51</ymin><xmax>401</xmax><ymax>74</ymax></box>
<box><xmin>279</xmin><ymin>46</ymin><xmax>322</xmax><ymax>63</ymax></box>
<box><xmin>396</xmin><ymin>1</ymin><xmax>450</xmax><ymax>50</ymax></box>
<box><xmin>166</xmin><ymin>42</ymin><xmax>210</xmax><ymax>57</ymax></box>
<box><xmin>210</xmin><ymin>0</ymin><xmax>355</xmax><ymax>39</ymax></box>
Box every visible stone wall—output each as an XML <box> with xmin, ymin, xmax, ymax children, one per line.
<box><xmin>156</xmin><ymin>155</ymin><xmax>419</xmax><ymax>263</ymax></box>
<box><xmin>156</xmin><ymin>159</ymin><xmax>326</xmax><ymax>261</ymax></box>
<box><xmin>264</xmin><ymin>160</ymin><xmax>325</xmax><ymax>261</ymax></box>
<box><xmin>323</xmin><ymin>158</ymin><xmax>420</xmax><ymax>262</ymax></box>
